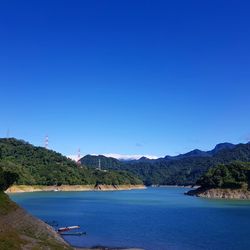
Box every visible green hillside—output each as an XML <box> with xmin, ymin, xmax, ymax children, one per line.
<box><xmin>81</xmin><ymin>143</ymin><xmax>250</xmax><ymax>186</ymax></box>
<box><xmin>0</xmin><ymin>138</ymin><xmax>142</xmax><ymax>186</ymax></box>
<box><xmin>81</xmin><ymin>154</ymin><xmax>122</xmax><ymax>169</ymax></box>
<box><xmin>2</xmin><ymin>138</ymin><xmax>250</xmax><ymax>187</ymax></box>
<box><xmin>196</xmin><ymin>162</ymin><xmax>250</xmax><ymax>189</ymax></box>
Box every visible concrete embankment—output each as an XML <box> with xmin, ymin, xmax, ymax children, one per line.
<box><xmin>6</xmin><ymin>184</ymin><xmax>146</xmax><ymax>193</ymax></box>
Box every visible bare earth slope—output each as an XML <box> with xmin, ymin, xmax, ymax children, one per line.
<box><xmin>6</xmin><ymin>184</ymin><xmax>146</xmax><ymax>193</ymax></box>
<box><xmin>0</xmin><ymin>192</ymin><xmax>72</xmax><ymax>250</ymax></box>
<box><xmin>186</xmin><ymin>188</ymin><xmax>250</xmax><ymax>200</ymax></box>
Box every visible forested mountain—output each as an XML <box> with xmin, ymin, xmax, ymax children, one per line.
<box><xmin>208</xmin><ymin>143</ymin><xmax>235</xmax><ymax>155</ymax></box>
<box><xmin>82</xmin><ymin>155</ymin><xmax>122</xmax><ymax>169</ymax></box>
<box><xmin>0</xmin><ymin>138</ymin><xmax>142</xmax><ymax>186</ymax></box>
<box><xmin>196</xmin><ymin>162</ymin><xmax>250</xmax><ymax>189</ymax></box>
<box><xmin>2</xmin><ymin>138</ymin><xmax>250</xmax><ymax>187</ymax></box>
<box><xmin>81</xmin><ymin>142</ymin><xmax>250</xmax><ymax>186</ymax></box>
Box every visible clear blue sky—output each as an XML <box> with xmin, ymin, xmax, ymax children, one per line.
<box><xmin>1</xmin><ymin>0</ymin><xmax>250</xmax><ymax>157</ymax></box>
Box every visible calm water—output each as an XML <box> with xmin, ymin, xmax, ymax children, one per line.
<box><xmin>10</xmin><ymin>188</ymin><xmax>250</xmax><ymax>250</ymax></box>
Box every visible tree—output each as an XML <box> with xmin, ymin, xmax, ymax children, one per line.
<box><xmin>0</xmin><ymin>167</ymin><xmax>19</xmax><ymax>191</ymax></box>
<box><xmin>196</xmin><ymin>162</ymin><xmax>250</xmax><ymax>189</ymax></box>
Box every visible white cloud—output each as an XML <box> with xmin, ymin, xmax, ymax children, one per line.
<box><xmin>102</xmin><ymin>153</ymin><xmax>159</xmax><ymax>160</ymax></box>
<box><xmin>67</xmin><ymin>155</ymin><xmax>79</xmax><ymax>161</ymax></box>
<box><xmin>67</xmin><ymin>153</ymin><xmax>160</xmax><ymax>161</ymax></box>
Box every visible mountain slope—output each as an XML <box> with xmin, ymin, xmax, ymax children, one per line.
<box><xmin>81</xmin><ymin>154</ymin><xmax>122</xmax><ymax>169</ymax></box>
<box><xmin>208</xmin><ymin>142</ymin><xmax>236</xmax><ymax>155</ymax></box>
<box><xmin>81</xmin><ymin>142</ymin><xmax>250</xmax><ymax>186</ymax></box>
<box><xmin>0</xmin><ymin>138</ymin><xmax>142</xmax><ymax>186</ymax></box>
<box><xmin>0</xmin><ymin>192</ymin><xmax>72</xmax><ymax>250</ymax></box>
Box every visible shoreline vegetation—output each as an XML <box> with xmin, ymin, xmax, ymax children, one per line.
<box><xmin>6</xmin><ymin>184</ymin><xmax>146</xmax><ymax>193</ymax></box>
<box><xmin>186</xmin><ymin>162</ymin><xmax>250</xmax><ymax>200</ymax></box>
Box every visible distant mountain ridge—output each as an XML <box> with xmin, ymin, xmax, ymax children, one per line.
<box><xmin>2</xmin><ymin>138</ymin><xmax>249</xmax><ymax>187</ymax></box>
<box><xmin>80</xmin><ymin>142</ymin><xmax>250</xmax><ymax>186</ymax></box>
<box><xmin>81</xmin><ymin>141</ymin><xmax>238</xmax><ymax>164</ymax></box>
<box><xmin>165</xmin><ymin>142</ymin><xmax>236</xmax><ymax>160</ymax></box>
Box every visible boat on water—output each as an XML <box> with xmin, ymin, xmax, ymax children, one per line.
<box><xmin>58</xmin><ymin>225</ymin><xmax>80</xmax><ymax>232</ymax></box>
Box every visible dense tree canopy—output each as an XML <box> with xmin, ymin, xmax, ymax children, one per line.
<box><xmin>0</xmin><ymin>167</ymin><xmax>19</xmax><ymax>191</ymax></box>
<box><xmin>81</xmin><ymin>143</ymin><xmax>250</xmax><ymax>186</ymax></box>
<box><xmin>196</xmin><ymin>162</ymin><xmax>250</xmax><ymax>189</ymax></box>
<box><xmin>1</xmin><ymin>138</ymin><xmax>250</xmax><ymax>187</ymax></box>
<box><xmin>0</xmin><ymin>138</ymin><xmax>142</xmax><ymax>186</ymax></box>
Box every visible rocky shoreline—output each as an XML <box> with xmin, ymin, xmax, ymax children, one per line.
<box><xmin>0</xmin><ymin>192</ymin><xmax>71</xmax><ymax>250</ymax></box>
<box><xmin>186</xmin><ymin>187</ymin><xmax>250</xmax><ymax>200</ymax></box>
<box><xmin>6</xmin><ymin>184</ymin><xmax>146</xmax><ymax>193</ymax></box>
<box><xmin>1</xmin><ymin>191</ymin><xmax>144</xmax><ymax>250</ymax></box>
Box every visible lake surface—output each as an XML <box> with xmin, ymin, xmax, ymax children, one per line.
<box><xmin>10</xmin><ymin>187</ymin><xmax>250</xmax><ymax>250</ymax></box>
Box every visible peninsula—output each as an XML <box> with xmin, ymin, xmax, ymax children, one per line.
<box><xmin>186</xmin><ymin>162</ymin><xmax>250</xmax><ymax>200</ymax></box>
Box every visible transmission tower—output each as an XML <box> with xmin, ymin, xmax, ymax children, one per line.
<box><xmin>98</xmin><ymin>159</ymin><xmax>101</xmax><ymax>170</ymax></box>
<box><xmin>45</xmin><ymin>135</ymin><xmax>49</xmax><ymax>149</ymax></box>
<box><xmin>77</xmin><ymin>148</ymin><xmax>81</xmax><ymax>165</ymax></box>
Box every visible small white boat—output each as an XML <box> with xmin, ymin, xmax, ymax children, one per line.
<box><xmin>58</xmin><ymin>225</ymin><xmax>80</xmax><ymax>232</ymax></box>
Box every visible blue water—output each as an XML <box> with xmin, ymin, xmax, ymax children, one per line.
<box><xmin>9</xmin><ymin>188</ymin><xmax>250</xmax><ymax>250</ymax></box>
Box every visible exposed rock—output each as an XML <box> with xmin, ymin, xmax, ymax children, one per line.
<box><xmin>6</xmin><ymin>185</ymin><xmax>146</xmax><ymax>193</ymax></box>
<box><xmin>186</xmin><ymin>187</ymin><xmax>250</xmax><ymax>200</ymax></box>
<box><xmin>0</xmin><ymin>192</ymin><xmax>72</xmax><ymax>250</ymax></box>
